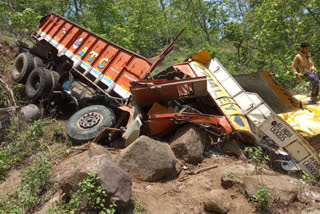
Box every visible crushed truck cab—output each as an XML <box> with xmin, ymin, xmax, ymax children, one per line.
<box><xmin>150</xmin><ymin>49</ymin><xmax>320</xmax><ymax>177</ymax></box>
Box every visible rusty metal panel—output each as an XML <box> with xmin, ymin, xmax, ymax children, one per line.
<box><xmin>34</xmin><ymin>13</ymin><xmax>152</xmax><ymax>99</ymax></box>
<box><xmin>148</xmin><ymin>112</ymin><xmax>232</xmax><ymax>136</ymax></box>
<box><xmin>130</xmin><ymin>77</ymin><xmax>208</xmax><ymax>107</ymax></box>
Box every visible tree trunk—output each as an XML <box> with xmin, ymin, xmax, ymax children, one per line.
<box><xmin>7</xmin><ymin>0</ymin><xmax>14</xmax><ymax>11</ymax></box>
<box><xmin>160</xmin><ymin>0</ymin><xmax>172</xmax><ymax>43</ymax></box>
<box><xmin>73</xmin><ymin>0</ymin><xmax>80</xmax><ymax>21</ymax></box>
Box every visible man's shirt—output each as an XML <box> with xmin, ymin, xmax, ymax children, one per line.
<box><xmin>292</xmin><ymin>51</ymin><xmax>316</xmax><ymax>75</ymax></box>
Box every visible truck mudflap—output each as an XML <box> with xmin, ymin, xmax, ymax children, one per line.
<box><xmin>205</xmin><ymin>58</ymin><xmax>320</xmax><ymax>177</ymax></box>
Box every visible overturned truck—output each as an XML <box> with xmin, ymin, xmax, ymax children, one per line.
<box><xmin>12</xmin><ymin>13</ymin><xmax>320</xmax><ymax>177</ymax></box>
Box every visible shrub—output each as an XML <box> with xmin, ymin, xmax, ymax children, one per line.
<box><xmin>249</xmin><ymin>184</ymin><xmax>271</xmax><ymax>212</ymax></box>
<box><xmin>50</xmin><ymin>172</ymin><xmax>116</xmax><ymax>214</ymax></box>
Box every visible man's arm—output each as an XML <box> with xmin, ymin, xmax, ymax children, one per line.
<box><xmin>291</xmin><ymin>56</ymin><xmax>302</xmax><ymax>82</ymax></box>
<box><xmin>309</xmin><ymin>56</ymin><xmax>317</xmax><ymax>72</ymax></box>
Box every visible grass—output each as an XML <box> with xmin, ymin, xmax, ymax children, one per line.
<box><xmin>130</xmin><ymin>196</ymin><xmax>146</xmax><ymax>214</ymax></box>
<box><xmin>0</xmin><ymin>156</ymin><xmax>52</xmax><ymax>213</ymax></box>
<box><xmin>0</xmin><ymin>118</ymin><xmax>69</xmax><ymax>182</ymax></box>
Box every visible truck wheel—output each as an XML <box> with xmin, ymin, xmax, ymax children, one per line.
<box><xmin>34</xmin><ymin>56</ymin><xmax>44</xmax><ymax>68</ymax></box>
<box><xmin>66</xmin><ymin>105</ymin><xmax>116</xmax><ymax>143</ymax></box>
<box><xmin>50</xmin><ymin>70</ymin><xmax>60</xmax><ymax>90</ymax></box>
<box><xmin>25</xmin><ymin>67</ymin><xmax>53</xmax><ymax>100</ymax></box>
<box><xmin>12</xmin><ymin>52</ymin><xmax>35</xmax><ymax>83</ymax></box>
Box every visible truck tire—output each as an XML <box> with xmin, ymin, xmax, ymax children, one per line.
<box><xmin>66</xmin><ymin>105</ymin><xmax>116</xmax><ymax>143</ymax></box>
<box><xmin>50</xmin><ymin>70</ymin><xmax>60</xmax><ymax>90</ymax></box>
<box><xmin>12</xmin><ymin>52</ymin><xmax>35</xmax><ymax>83</ymax></box>
<box><xmin>34</xmin><ymin>56</ymin><xmax>44</xmax><ymax>68</ymax></box>
<box><xmin>25</xmin><ymin>67</ymin><xmax>53</xmax><ymax>100</ymax></box>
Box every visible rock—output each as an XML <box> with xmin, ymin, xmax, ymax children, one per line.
<box><xmin>203</xmin><ymin>189</ymin><xmax>231</xmax><ymax>214</ymax></box>
<box><xmin>221</xmin><ymin>138</ymin><xmax>244</xmax><ymax>158</ymax></box>
<box><xmin>19</xmin><ymin>104</ymin><xmax>41</xmax><ymax>122</ymax></box>
<box><xmin>170</xmin><ymin>125</ymin><xmax>205</xmax><ymax>164</ymax></box>
<box><xmin>35</xmin><ymin>190</ymin><xmax>62</xmax><ymax>214</ymax></box>
<box><xmin>118</xmin><ymin>135</ymin><xmax>178</xmax><ymax>181</ymax></box>
<box><xmin>88</xmin><ymin>143</ymin><xmax>111</xmax><ymax>159</ymax></box>
<box><xmin>54</xmin><ymin>152</ymin><xmax>132</xmax><ymax>208</ymax></box>
<box><xmin>219</xmin><ymin>164</ymin><xmax>278</xmax><ymax>189</ymax></box>
<box><xmin>221</xmin><ymin>173</ymin><xmax>241</xmax><ymax>189</ymax></box>
<box><xmin>244</xmin><ymin>175</ymin><xmax>298</xmax><ymax>203</ymax></box>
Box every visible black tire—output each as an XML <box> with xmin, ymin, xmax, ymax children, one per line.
<box><xmin>25</xmin><ymin>67</ymin><xmax>53</xmax><ymax>100</ymax></box>
<box><xmin>34</xmin><ymin>56</ymin><xmax>43</xmax><ymax>68</ymax></box>
<box><xmin>50</xmin><ymin>70</ymin><xmax>60</xmax><ymax>90</ymax></box>
<box><xmin>12</xmin><ymin>52</ymin><xmax>35</xmax><ymax>83</ymax></box>
<box><xmin>66</xmin><ymin>105</ymin><xmax>116</xmax><ymax>143</ymax></box>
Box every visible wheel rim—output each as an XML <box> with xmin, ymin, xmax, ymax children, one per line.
<box><xmin>78</xmin><ymin>112</ymin><xmax>103</xmax><ymax>129</ymax></box>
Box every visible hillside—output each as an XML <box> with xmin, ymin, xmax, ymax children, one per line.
<box><xmin>1</xmin><ymin>37</ymin><xmax>320</xmax><ymax>214</ymax></box>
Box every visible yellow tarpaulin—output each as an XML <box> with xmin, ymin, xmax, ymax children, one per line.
<box><xmin>278</xmin><ymin>95</ymin><xmax>320</xmax><ymax>138</ymax></box>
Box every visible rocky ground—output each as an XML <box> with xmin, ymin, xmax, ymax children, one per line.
<box><xmin>1</xmin><ymin>39</ymin><xmax>320</xmax><ymax>214</ymax></box>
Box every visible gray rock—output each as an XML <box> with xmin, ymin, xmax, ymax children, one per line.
<box><xmin>244</xmin><ymin>175</ymin><xmax>298</xmax><ymax>203</ymax></box>
<box><xmin>88</xmin><ymin>143</ymin><xmax>111</xmax><ymax>159</ymax></box>
<box><xmin>118</xmin><ymin>135</ymin><xmax>178</xmax><ymax>181</ymax></box>
<box><xmin>19</xmin><ymin>104</ymin><xmax>40</xmax><ymax>122</ymax></box>
<box><xmin>221</xmin><ymin>138</ymin><xmax>244</xmax><ymax>157</ymax></box>
<box><xmin>221</xmin><ymin>173</ymin><xmax>241</xmax><ymax>189</ymax></box>
<box><xmin>58</xmin><ymin>153</ymin><xmax>132</xmax><ymax>208</ymax></box>
<box><xmin>170</xmin><ymin>125</ymin><xmax>205</xmax><ymax>164</ymax></box>
<box><xmin>203</xmin><ymin>189</ymin><xmax>231</xmax><ymax>214</ymax></box>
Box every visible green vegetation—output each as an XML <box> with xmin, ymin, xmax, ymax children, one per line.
<box><xmin>244</xmin><ymin>146</ymin><xmax>270</xmax><ymax>169</ymax></box>
<box><xmin>0</xmin><ymin>46</ymin><xmax>26</xmax><ymax>108</ymax></box>
<box><xmin>0</xmin><ymin>118</ymin><xmax>69</xmax><ymax>182</ymax></box>
<box><xmin>130</xmin><ymin>196</ymin><xmax>146</xmax><ymax>214</ymax></box>
<box><xmin>249</xmin><ymin>184</ymin><xmax>271</xmax><ymax>212</ymax></box>
<box><xmin>224</xmin><ymin>169</ymin><xmax>240</xmax><ymax>185</ymax></box>
<box><xmin>300</xmin><ymin>171</ymin><xmax>318</xmax><ymax>184</ymax></box>
<box><xmin>0</xmin><ymin>156</ymin><xmax>52</xmax><ymax>213</ymax></box>
<box><xmin>0</xmin><ymin>119</ymin><xmax>47</xmax><ymax>181</ymax></box>
<box><xmin>49</xmin><ymin>172</ymin><xmax>116</xmax><ymax>214</ymax></box>
<box><xmin>1</xmin><ymin>0</ymin><xmax>320</xmax><ymax>93</ymax></box>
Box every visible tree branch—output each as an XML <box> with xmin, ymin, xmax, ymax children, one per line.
<box><xmin>7</xmin><ymin>0</ymin><xmax>14</xmax><ymax>11</ymax></box>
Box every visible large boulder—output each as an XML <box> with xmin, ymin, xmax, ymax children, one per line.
<box><xmin>118</xmin><ymin>135</ymin><xmax>178</xmax><ymax>181</ymax></box>
<box><xmin>169</xmin><ymin>125</ymin><xmax>206</xmax><ymax>164</ymax></box>
<box><xmin>244</xmin><ymin>175</ymin><xmax>299</xmax><ymax>203</ymax></box>
<box><xmin>54</xmin><ymin>153</ymin><xmax>132</xmax><ymax>208</ymax></box>
<box><xmin>88</xmin><ymin>143</ymin><xmax>111</xmax><ymax>159</ymax></box>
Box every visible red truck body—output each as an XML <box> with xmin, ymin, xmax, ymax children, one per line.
<box><xmin>34</xmin><ymin>13</ymin><xmax>152</xmax><ymax>100</ymax></box>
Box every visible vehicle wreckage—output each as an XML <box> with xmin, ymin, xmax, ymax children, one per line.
<box><xmin>11</xmin><ymin>13</ymin><xmax>320</xmax><ymax>177</ymax></box>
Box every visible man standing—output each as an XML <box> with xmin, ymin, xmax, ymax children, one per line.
<box><xmin>292</xmin><ymin>41</ymin><xmax>319</xmax><ymax>103</ymax></box>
